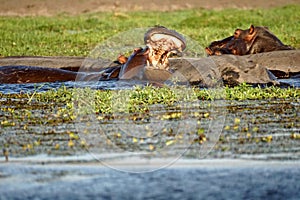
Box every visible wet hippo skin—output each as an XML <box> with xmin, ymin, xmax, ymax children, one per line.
<box><xmin>206</xmin><ymin>25</ymin><xmax>294</xmax><ymax>56</ymax></box>
<box><xmin>0</xmin><ymin>66</ymin><xmax>78</xmax><ymax>84</ymax></box>
<box><xmin>0</xmin><ymin>26</ymin><xmax>299</xmax><ymax>86</ymax></box>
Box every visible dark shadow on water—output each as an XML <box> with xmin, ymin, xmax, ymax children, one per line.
<box><xmin>279</xmin><ymin>77</ymin><xmax>300</xmax><ymax>88</ymax></box>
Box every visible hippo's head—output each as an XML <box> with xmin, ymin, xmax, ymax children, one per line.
<box><xmin>205</xmin><ymin>24</ymin><xmax>294</xmax><ymax>56</ymax></box>
<box><xmin>117</xmin><ymin>26</ymin><xmax>186</xmax><ymax>79</ymax></box>
<box><xmin>144</xmin><ymin>26</ymin><xmax>186</xmax><ymax>70</ymax></box>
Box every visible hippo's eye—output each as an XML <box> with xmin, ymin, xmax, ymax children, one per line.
<box><xmin>234</xmin><ymin>29</ymin><xmax>241</xmax><ymax>38</ymax></box>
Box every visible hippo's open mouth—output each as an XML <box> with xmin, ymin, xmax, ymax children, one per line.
<box><xmin>100</xmin><ymin>26</ymin><xmax>187</xmax><ymax>80</ymax></box>
<box><xmin>144</xmin><ymin>26</ymin><xmax>186</xmax><ymax>70</ymax></box>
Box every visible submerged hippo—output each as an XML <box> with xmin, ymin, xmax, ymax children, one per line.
<box><xmin>0</xmin><ymin>26</ymin><xmax>186</xmax><ymax>84</ymax></box>
<box><xmin>205</xmin><ymin>25</ymin><xmax>294</xmax><ymax>56</ymax></box>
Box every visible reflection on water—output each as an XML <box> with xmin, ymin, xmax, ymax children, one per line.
<box><xmin>279</xmin><ymin>77</ymin><xmax>300</xmax><ymax>88</ymax></box>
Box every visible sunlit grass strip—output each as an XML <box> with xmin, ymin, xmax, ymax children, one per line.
<box><xmin>33</xmin><ymin>84</ymin><xmax>300</xmax><ymax>104</ymax></box>
<box><xmin>28</xmin><ymin>84</ymin><xmax>300</xmax><ymax>114</ymax></box>
<box><xmin>224</xmin><ymin>83</ymin><xmax>300</xmax><ymax>100</ymax></box>
<box><xmin>1</xmin><ymin>83</ymin><xmax>298</xmax><ymax>104</ymax></box>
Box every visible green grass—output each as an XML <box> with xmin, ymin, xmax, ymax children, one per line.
<box><xmin>30</xmin><ymin>84</ymin><xmax>299</xmax><ymax>114</ymax></box>
<box><xmin>0</xmin><ymin>5</ymin><xmax>299</xmax><ymax>57</ymax></box>
<box><xmin>1</xmin><ymin>84</ymin><xmax>298</xmax><ymax>122</ymax></box>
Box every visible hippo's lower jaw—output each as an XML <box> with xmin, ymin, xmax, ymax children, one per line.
<box><xmin>146</xmin><ymin>47</ymin><xmax>171</xmax><ymax>70</ymax></box>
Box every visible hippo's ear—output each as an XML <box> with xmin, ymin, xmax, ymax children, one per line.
<box><xmin>249</xmin><ymin>25</ymin><xmax>255</xmax><ymax>34</ymax></box>
<box><xmin>117</xmin><ymin>54</ymin><xmax>128</xmax><ymax>64</ymax></box>
<box><xmin>244</xmin><ymin>25</ymin><xmax>256</xmax><ymax>42</ymax></box>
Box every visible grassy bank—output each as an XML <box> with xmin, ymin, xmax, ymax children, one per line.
<box><xmin>0</xmin><ymin>5</ymin><xmax>299</xmax><ymax>57</ymax></box>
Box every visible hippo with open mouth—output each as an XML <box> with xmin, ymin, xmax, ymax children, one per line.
<box><xmin>91</xmin><ymin>26</ymin><xmax>186</xmax><ymax>81</ymax></box>
<box><xmin>0</xmin><ymin>26</ymin><xmax>186</xmax><ymax>84</ymax></box>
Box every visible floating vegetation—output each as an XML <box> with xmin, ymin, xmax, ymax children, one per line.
<box><xmin>0</xmin><ymin>83</ymin><xmax>299</xmax><ymax>159</ymax></box>
<box><xmin>30</xmin><ymin>83</ymin><xmax>300</xmax><ymax>114</ymax></box>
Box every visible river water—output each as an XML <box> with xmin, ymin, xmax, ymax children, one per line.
<box><xmin>0</xmin><ymin>75</ymin><xmax>299</xmax><ymax>94</ymax></box>
<box><xmin>0</xmin><ymin>78</ymin><xmax>299</xmax><ymax>199</ymax></box>
<box><xmin>0</xmin><ymin>159</ymin><xmax>300</xmax><ymax>200</ymax></box>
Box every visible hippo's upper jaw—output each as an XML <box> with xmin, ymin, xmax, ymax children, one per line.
<box><xmin>144</xmin><ymin>26</ymin><xmax>186</xmax><ymax>70</ymax></box>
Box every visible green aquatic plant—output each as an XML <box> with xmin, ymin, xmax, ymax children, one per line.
<box><xmin>0</xmin><ymin>83</ymin><xmax>299</xmax><ymax>157</ymax></box>
<box><xmin>30</xmin><ymin>84</ymin><xmax>300</xmax><ymax>115</ymax></box>
<box><xmin>224</xmin><ymin>83</ymin><xmax>300</xmax><ymax>100</ymax></box>
<box><xmin>1</xmin><ymin>83</ymin><xmax>298</xmax><ymax>133</ymax></box>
